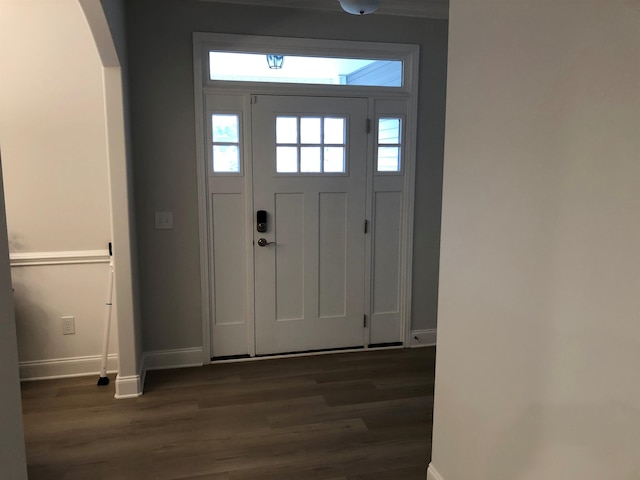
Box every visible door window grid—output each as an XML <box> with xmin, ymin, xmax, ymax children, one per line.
<box><xmin>276</xmin><ymin>116</ymin><xmax>346</xmax><ymax>174</ymax></box>
<box><xmin>376</xmin><ymin>117</ymin><xmax>403</xmax><ymax>173</ymax></box>
<box><xmin>211</xmin><ymin>113</ymin><xmax>241</xmax><ymax>173</ymax></box>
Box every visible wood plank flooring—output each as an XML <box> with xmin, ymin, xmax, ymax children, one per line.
<box><xmin>21</xmin><ymin>347</ymin><xmax>435</xmax><ymax>480</ymax></box>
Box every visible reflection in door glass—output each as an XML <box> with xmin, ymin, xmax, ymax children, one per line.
<box><xmin>212</xmin><ymin>114</ymin><xmax>239</xmax><ymax>142</ymax></box>
<box><xmin>377</xmin><ymin>147</ymin><xmax>400</xmax><ymax>172</ymax></box>
<box><xmin>276</xmin><ymin>115</ymin><xmax>346</xmax><ymax>174</ymax></box>
<box><xmin>378</xmin><ymin>118</ymin><xmax>401</xmax><ymax>144</ymax></box>
<box><xmin>213</xmin><ymin>145</ymin><xmax>240</xmax><ymax>173</ymax></box>
<box><xmin>209</xmin><ymin>51</ymin><xmax>403</xmax><ymax>87</ymax></box>
<box><xmin>212</xmin><ymin>114</ymin><xmax>241</xmax><ymax>173</ymax></box>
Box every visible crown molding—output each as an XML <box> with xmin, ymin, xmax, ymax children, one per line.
<box><xmin>198</xmin><ymin>0</ymin><xmax>449</xmax><ymax>20</ymax></box>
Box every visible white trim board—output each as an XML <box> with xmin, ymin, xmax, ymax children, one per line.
<box><xmin>212</xmin><ymin>345</ymin><xmax>404</xmax><ymax>364</ymax></box>
<box><xmin>201</xmin><ymin>0</ymin><xmax>449</xmax><ymax>19</ymax></box>
<box><xmin>19</xmin><ymin>354</ymin><xmax>118</xmax><ymax>381</ymax></box>
<box><xmin>143</xmin><ymin>345</ymin><xmax>404</xmax><ymax>369</ymax></box>
<box><xmin>143</xmin><ymin>347</ymin><xmax>204</xmax><ymax>371</ymax></box>
<box><xmin>115</xmin><ymin>370</ymin><xmax>145</xmax><ymax>399</ymax></box>
<box><xmin>411</xmin><ymin>329</ymin><xmax>437</xmax><ymax>347</ymax></box>
<box><xmin>10</xmin><ymin>250</ymin><xmax>110</xmax><ymax>267</ymax></box>
<box><xmin>426</xmin><ymin>464</ymin><xmax>444</xmax><ymax>480</ymax></box>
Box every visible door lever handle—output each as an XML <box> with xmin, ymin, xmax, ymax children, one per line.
<box><xmin>257</xmin><ymin>238</ymin><xmax>276</xmax><ymax>247</ymax></box>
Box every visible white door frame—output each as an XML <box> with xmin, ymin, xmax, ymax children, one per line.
<box><xmin>193</xmin><ymin>33</ymin><xmax>419</xmax><ymax>364</ymax></box>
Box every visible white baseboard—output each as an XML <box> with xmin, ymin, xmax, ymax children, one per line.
<box><xmin>19</xmin><ymin>354</ymin><xmax>118</xmax><ymax>381</ymax></box>
<box><xmin>115</xmin><ymin>370</ymin><xmax>145</xmax><ymax>399</ymax></box>
<box><xmin>411</xmin><ymin>328</ymin><xmax>437</xmax><ymax>347</ymax></box>
<box><xmin>143</xmin><ymin>347</ymin><xmax>203</xmax><ymax>371</ymax></box>
<box><xmin>427</xmin><ymin>464</ymin><xmax>444</xmax><ymax>480</ymax></box>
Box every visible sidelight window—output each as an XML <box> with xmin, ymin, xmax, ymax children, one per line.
<box><xmin>211</xmin><ymin>114</ymin><xmax>241</xmax><ymax>173</ymax></box>
<box><xmin>376</xmin><ymin>117</ymin><xmax>403</xmax><ymax>173</ymax></box>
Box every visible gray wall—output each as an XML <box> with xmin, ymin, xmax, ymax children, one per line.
<box><xmin>0</xmin><ymin>156</ymin><xmax>28</xmax><ymax>480</ymax></box>
<box><xmin>2</xmin><ymin>0</ymin><xmax>116</xmax><ymax>379</ymax></box>
<box><xmin>125</xmin><ymin>0</ymin><xmax>448</xmax><ymax>352</ymax></box>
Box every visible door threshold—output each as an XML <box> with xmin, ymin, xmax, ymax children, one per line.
<box><xmin>256</xmin><ymin>345</ymin><xmax>364</xmax><ymax>358</ymax></box>
<box><xmin>367</xmin><ymin>342</ymin><xmax>403</xmax><ymax>348</ymax></box>
<box><xmin>210</xmin><ymin>344</ymin><xmax>405</xmax><ymax>364</ymax></box>
<box><xmin>210</xmin><ymin>354</ymin><xmax>251</xmax><ymax>362</ymax></box>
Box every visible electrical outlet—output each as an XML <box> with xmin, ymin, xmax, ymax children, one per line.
<box><xmin>62</xmin><ymin>316</ymin><xmax>75</xmax><ymax>335</ymax></box>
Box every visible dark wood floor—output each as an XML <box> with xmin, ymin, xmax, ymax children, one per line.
<box><xmin>21</xmin><ymin>347</ymin><xmax>435</xmax><ymax>480</ymax></box>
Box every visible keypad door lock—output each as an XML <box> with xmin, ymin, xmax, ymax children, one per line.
<box><xmin>257</xmin><ymin>210</ymin><xmax>267</xmax><ymax>233</ymax></box>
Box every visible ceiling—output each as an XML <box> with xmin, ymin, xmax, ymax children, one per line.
<box><xmin>199</xmin><ymin>0</ymin><xmax>449</xmax><ymax>20</ymax></box>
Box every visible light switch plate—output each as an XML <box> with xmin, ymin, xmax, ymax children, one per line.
<box><xmin>155</xmin><ymin>211</ymin><xmax>173</xmax><ymax>229</ymax></box>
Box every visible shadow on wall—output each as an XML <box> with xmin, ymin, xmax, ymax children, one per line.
<box><xmin>8</xmin><ymin>234</ymin><xmax>26</xmax><ymax>252</ymax></box>
<box><xmin>11</xmin><ymin>278</ymin><xmax>56</xmax><ymax>360</ymax></box>
<box><xmin>486</xmin><ymin>403</ymin><xmax>640</xmax><ymax>479</ymax></box>
<box><xmin>9</xmin><ymin>263</ymin><xmax>115</xmax><ymax>367</ymax></box>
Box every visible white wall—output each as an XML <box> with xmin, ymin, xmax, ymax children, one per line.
<box><xmin>0</xmin><ymin>158</ymin><xmax>28</xmax><ymax>479</ymax></box>
<box><xmin>88</xmin><ymin>0</ymin><xmax>145</xmax><ymax>396</ymax></box>
<box><xmin>429</xmin><ymin>1</ymin><xmax>640</xmax><ymax>479</ymax></box>
<box><xmin>0</xmin><ymin>0</ymin><xmax>117</xmax><ymax>378</ymax></box>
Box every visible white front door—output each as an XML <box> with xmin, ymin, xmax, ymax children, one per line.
<box><xmin>251</xmin><ymin>95</ymin><xmax>368</xmax><ymax>355</ymax></box>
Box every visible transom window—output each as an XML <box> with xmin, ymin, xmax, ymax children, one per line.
<box><xmin>376</xmin><ymin>117</ymin><xmax>403</xmax><ymax>173</ymax></box>
<box><xmin>276</xmin><ymin>116</ymin><xmax>347</xmax><ymax>174</ymax></box>
<box><xmin>209</xmin><ymin>51</ymin><xmax>403</xmax><ymax>88</ymax></box>
<box><xmin>211</xmin><ymin>113</ymin><xmax>241</xmax><ymax>173</ymax></box>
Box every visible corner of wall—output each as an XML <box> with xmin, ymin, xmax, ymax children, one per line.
<box><xmin>114</xmin><ymin>364</ymin><xmax>145</xmax><ymax>399</ymax></box>
<box><xmin>0</xmin><ymin>158</ymin><xmax>28</xmax><ymax>479</ymax></box>
<box><xmin>143</xmin><ymin>347</ymin><xmax>203</xmax><ymax>371</ymax></box>
<box><xmin>411</xmin><ymin>328</ymin><xmax>437</xmax><ymax>347</ymax></box>
<box><xmin>114</xmin><ymin>345</ymin><xmax>145</xmax><ymax>400</ymax></box>
<box><xmin>427</xmin><ymin>463</ymin><xmax>444</xmax><ymax>480</ymax></box>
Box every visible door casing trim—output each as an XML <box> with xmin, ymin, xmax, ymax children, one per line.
<box><xmin>193</xmin><ymin>33</ymin><xmax>419</xmax><ymax>364</ymax></box>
